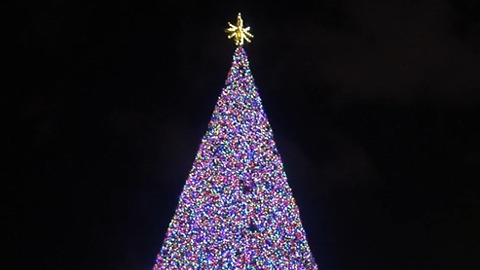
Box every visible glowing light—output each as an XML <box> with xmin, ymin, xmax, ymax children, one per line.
<box><xmin>226</xmin><ymin>13</ymin><xmax>254</xmax><ymax>46</ymax></box>
<box><xmin>153</xmin><ymin>46</ymin><xmax>317</xmax><ymax>269</ymax></box>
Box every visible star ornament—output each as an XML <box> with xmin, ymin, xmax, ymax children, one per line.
<box><xmin>226</xmin><ymin>13</ymin><xmax>254</xmax><ymax>46</ymax></box>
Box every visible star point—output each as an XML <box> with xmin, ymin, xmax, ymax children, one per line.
<box><xmin>226</xmin><ymin>13</ymin><xmax>254</xmax><ymax>46</ymax></box>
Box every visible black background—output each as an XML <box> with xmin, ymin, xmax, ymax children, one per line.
<box><xmin>5</xmin><ymin>1</ymin><xmax>480</xmax><ymax>269</ymax></box>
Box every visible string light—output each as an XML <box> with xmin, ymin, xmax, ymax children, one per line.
<box><xmin>153</xmin><ymin>15</ymin><xmax>317</xmax><ymax>269</ymax></box>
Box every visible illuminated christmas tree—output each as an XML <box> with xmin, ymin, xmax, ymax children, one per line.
<box><xmin>153</xmin><ymin>13</ymin><xmax>318</xmax><ymax>269</ymax></box>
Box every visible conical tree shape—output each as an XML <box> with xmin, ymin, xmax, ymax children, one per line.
<box><xmin>153</xmin><ymin>47</ymin><xmax>317</xmax><ymax>269</ymax></box>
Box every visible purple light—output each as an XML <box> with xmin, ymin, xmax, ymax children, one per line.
<box><xmin>153</xmin><ymin>47</ymin><xmax>318</xmax><ymax>269</ymax></box>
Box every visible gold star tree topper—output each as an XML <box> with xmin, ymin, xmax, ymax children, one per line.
<box><xmin>226</xmin><ymin>13</ymin><xmax>254</xmax><ymax>46</ymax></box>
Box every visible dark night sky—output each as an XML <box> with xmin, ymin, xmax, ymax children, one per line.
<box><xmin>5</xmin><ymin>0</ymin><xmax>480</xmax><ymax>269</ymax></box>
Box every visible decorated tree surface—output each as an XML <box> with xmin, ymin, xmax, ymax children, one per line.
<box><xmin>153</xmin><ymin>13</ymin><xmax>317</xmax><ymax>269</ymax></box>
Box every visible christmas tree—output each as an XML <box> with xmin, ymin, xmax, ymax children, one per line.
<box><xmin>153</xmin><ymin>13</ymin><xmax>318</xmax><ymax>269</ymax></box>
